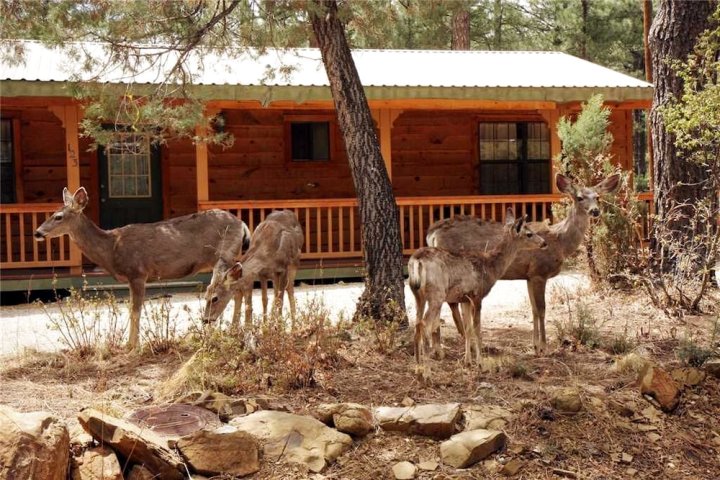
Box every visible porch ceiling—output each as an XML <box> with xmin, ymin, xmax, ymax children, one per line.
<box><xmin>1</xmin><ymin>41</ymin><xmax>652</xmax><ymax>104</ymax></box>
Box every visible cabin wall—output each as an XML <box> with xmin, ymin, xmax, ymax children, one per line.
<box><xmin>207</xmin><ymin>109</ymin><xmax>355</xmax><ymax>201</ymax></box>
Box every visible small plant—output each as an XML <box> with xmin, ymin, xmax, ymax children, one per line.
<box><xmin>554</xmin><ymin>295</ymin><xmax>601</xmax><ymax>349</ymax></box>
<box><xmin>42</xmin><ymin>279</ymin><xmax>126</xmax><ymax>358</ymax></box>
<box><xmin>141</xmin><ymin>294</ymin><xmax>183</xmax><ymax>355</ymax></box>
<box><xmin>676</xmin><ymin>315</ymin><xmax>719</xmax><ymax>367</ymax></box>
<box><xmin>603</xmin><ymin>323</ymin><xmax>636</xmax><ymax>355</ymax></box>
<box><xmin>507</xmin><ymin>358</ymin><xmax>530</xmax><ymax>379</ymax></box>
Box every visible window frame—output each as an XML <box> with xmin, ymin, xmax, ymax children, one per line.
<box><xmin>0</xmin><ymin>115</ymin><xmax>23</xmax><ymax>204</ymax></box>
<box><xmin>477</xmin><ymin>120</ymin><xmax>551</xmax><ymax>195</ymax></box>
<box><xmin>106</xmin><ymin>132</ymin><xmax>154</xmax><ymax>199</ymax></box>
<box><xmin>284</xmin><ymin>114</ymin><xmax>336</xmax><ymax>164</ymax></box>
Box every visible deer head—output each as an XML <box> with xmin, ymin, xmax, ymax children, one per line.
<box><xmin>34</xmin><ymin>187</ymin><xmax>89</xmax><ymax>241</ymax></box>
<box><xmin>556</xmin><ymin>173</ymin><xmax>620</xmax><ymax>218</ymax></box>
<box><xmin>504</xmin><ymin>208</ymin><xmax>547</xmax><ymax>250</ymax></box>
<box><xmin>203</xmin><ymin>259</ymin><xmax>246</xmax><ymax>323</ymax></box>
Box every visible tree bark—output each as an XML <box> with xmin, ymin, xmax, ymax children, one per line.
<box><xmin>649</xmin><ymin>0</ymin><xmax>715</xmax><ymax>249</ymax></box>
<box><xmin>308</xmin><ymin>0</ymin><xmax>407</xmax><ymax>325</ymax></box>
<box><xmin>451</xmin><ymin>8</ymin><xmax>470</xmax><ymax>50</ymax></box>
<box><xmin>580</xmin><ymin>0</ymin><xmax>590</xmax><ymax>59</ymax></box>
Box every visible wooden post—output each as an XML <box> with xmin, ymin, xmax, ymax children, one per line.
<box><xmin>643</xmin><ymin>0</ymin><xmax>654</xmax><ymax>191</ymax></box>
<box><xmin>51</xmin><ymin>104</ymin><xmax>83</xmax><ymax>272</ymax></box>
<box><xmin>541</xmin><ymin>108</ymin><xmax>562</xmax><ymax>193</ymax></box>
<box><xmin>195</xmin><ymin>125</ymin><xmax>210</xmax><ymax>207</ymax></box>
<box><xmin>372</xmin><ymin>109</ymin><xmax>399</xmax><ymax>180</ymax></box>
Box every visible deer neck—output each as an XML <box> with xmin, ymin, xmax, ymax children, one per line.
<box><xmin>554</xmin><ymin>203</ymin><xmax>590</xmax><ymax>256</ymax></box>
<box><xmin>487</xmin><ymin>234</ymin><xmax>523</xmax><ymax>279</ymax></box>
<box><xmin>69</xmin><ymin>215</ymin><xmax>116</xmax><ymax>271</ymax></box>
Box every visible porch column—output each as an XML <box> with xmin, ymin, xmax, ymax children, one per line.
<box><xmin>50</xmin><ymin>104</ymin><xmax>83</xmax><ymax>272</ymax></box>
<box><xmin>195</xmin><ymin>126</ymin><xmax>210</xmax><ymax>206</ymax></box>
<box><xmin>372</xmin><ymin>108</ymin><xmax>400</xmax><ymax>180</ymax></box>
<box><xmin>541</xmin><ymin>108</ymin><xmax>562</xmax><ymax>194</ymax></box>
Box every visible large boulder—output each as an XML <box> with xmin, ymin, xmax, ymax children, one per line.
<box><xmin>230</xmin><ymin>410</ymin><xmax>352</xmax><ymax>472</ymax></box>
<box><xmin>78</xmin><ymin>408</ymin><xmax>185</xmax><ymax>480</ymax></box>
<box><xmin>374</xmin><ymin>403</ymin><xmax>461</xmax><ymax>439</ymax></box>
<box><xmin>440</xmin><ymin>429</ymin><xmax>507</xmax><ymax>468</ymax></box>
<box><xmin>70</xmin><ymin>446</ymin><xmax>123</xmax><ymax>480</ymax></box>
<box><xmin>551</xmin><ymin>387</ymin><xmax>583</xmax><ymax>414</ymax></box>
<box><xmin>312</xmin><ymin>403</ymin><xmax>374</xmax><ymax>436</ymax></box>
<box><xmin>0</xmin><ymin>405</ymin><xmax>69</xmax><ymax>480</ymax></box>
<box><xmin>463</xmin><ymin>405</ymin><xmax>514</xmax><ymax>430</ymax></box>
<box><xmin>177</xmin><ymin>425</ymin><xmax>260</xmax><ymax>477</ymax></box>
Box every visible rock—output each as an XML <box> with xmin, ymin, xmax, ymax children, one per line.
<box><xmin>417</xmin><ymin>460</ymin><xmax>439</xmax><ymax>471</ymax></box>
<box><xmin>177</xmin><ymin>425</ymin><xmax>260</xmax><ymax>476</ymax></box>
<box><xmin>626</xmin><ymin>467</ymin><xmax>638</xmax><ymax>476</ymax></box>
<box><xmin>0</xmin><ymin>405</ymin><xmax>70</xmax><ymax>480</ymax></box>
<box><xmin>69</xmin><ymin>423</ymin><xmax>94</xmax><ymax>450</ymax></box>
<box><xmin>551</xmin><ymin>387</ymin><xmax>583</xmax><ymax>414</ymax></box>
<box><xmin>230</xmin><ymin>410</ymin><xmax>352</xmax><ymax>472</ymax></box>
<box><xmin>175</xmin><ymin>390</ymin><xmax>248</xmax><ymax>419</ymax></box>
<box><xmin>78</xmin><ymin>408</ymin><xmax>185</xmax><ymax>480</ymax></box>
<box><xmin>127</xmin><ymin>466</ymin><xmax>155</xmax><ymax>480</ymax></box>
<box><xmin>70</xmin><ymin>446</ymin><xmax>123</xmax><ymax>480</ymax></box>
<box><xmin>374</xmin><ymin>403</ymin><xmax>462</xmax><ymax>439</ymax></box>
<box><xmin>500</xmin><ymin>458</ymin><xmax>524</xmax><ymax>476</ymax></box>
<box><xmin>401</xmin><ymin>397</ymin><xmax>415</xmax><ymax>407</ymax></box>
<box><xmin>671</xmin><ymin>367</ymin><xmax>706</xmax><ymax>388</ymax></box>
<box><xmin>646</xmin><ymin>432</ymin><xmax>661</xmax><ymax>442</ymax></box>
<box><xmin>392</xmin><ymin>461</ymin><xmax>417</xmax><ymax>479</ymax></box>
<box><xmin>312</xmin><ymin>403</ymin><xmax>373</xmax><ymax>436</ymax></box>
<box><xmin>463</xmin><ymin>405</ymin><xmax>514</xmax><ymax>430</ymax></box>
<box><xmin>639</xmin><ymin>365</ymin><xmax>680</xmax><ymax>412</ymax></box>
<box><xmin>621</xmin><ymin>452</ymin><xmax>634</xmax><ymax>464</ymax></box>
<box><xmin>703</xmin><ymin>358</ymin><xmax>720</xmax><ymax>378</ymax></box>
<box><xmin>440</xmin><ymin>429</ymin><xmax>507</xmax><ymax>468</ymax></box>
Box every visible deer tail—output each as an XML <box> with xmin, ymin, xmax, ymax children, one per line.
<box><xmin>408</xmin><ymin>258</ymin><xmax>423</xmax><ymax>291</ymax></box>
<box><xmin>241</xmin><ymin>222</ymin><xmax>251</xmax><ymax>250</ymax></box>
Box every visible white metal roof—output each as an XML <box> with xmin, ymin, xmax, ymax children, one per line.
<box><xmin>0</xmin><ymin>41</ymin><xmax>652</xmax><ymax>101</ymax></box>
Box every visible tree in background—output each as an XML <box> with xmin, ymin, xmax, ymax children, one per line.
<box><xmin>649</xmin><ymin>1</ymin><xmax>720</xmax><ymax>313</ymax></box>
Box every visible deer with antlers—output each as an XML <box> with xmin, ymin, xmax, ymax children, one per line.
<box><xmin>34</xmin><ymin>187</ymin><xmax>251</xmax><ymax>350</ymax></box>
<box><xmin>409</xmin><ymin>208</ymin><xmax>547</xmax><ymax>381</ymax></box>
<box><xmin>203</xmin><ymin>209</ymin><xmax>304</xmax><ymax>328</ymax></box>
<box><xmin>425</xmin><ymin>173</ymin><xmax>620</xmax><ymax>355</ymax></box>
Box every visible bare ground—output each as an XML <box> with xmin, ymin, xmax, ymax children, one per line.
<box><xmin>0</xmin><ymin>280</ymin><xmax>719</xmax><ymax>480</ymax></box>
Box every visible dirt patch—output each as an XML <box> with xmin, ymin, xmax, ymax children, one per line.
<box><xmin>1</xmin><ymin>285</ymin><xmax>718</xmax><ymax>479</ymax></box>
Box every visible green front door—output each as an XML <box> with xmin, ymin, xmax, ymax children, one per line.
<box><xmin>99</xmin><ymin>133</ymin><xmax>163</xmax><ymax>229</ymax></box>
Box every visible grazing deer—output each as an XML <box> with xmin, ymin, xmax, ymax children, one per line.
<box><xmin>409</xmin><ymin>209</ymin><xmax>547</xmax><ymax>381</ymax></box>
<box><xmin>426</xmin><ymin>173</ymin><xmax>620</xmax><ymax>355</ymax></box>
<box><xmin>34</xmin><ymin>187</ymin><xmax>251</xmax><ymax>350</ymax></box>
<box><xmin>203</xmin><ymin>210</ymin><xmax>304</xmax><ymax>327</ymax></box>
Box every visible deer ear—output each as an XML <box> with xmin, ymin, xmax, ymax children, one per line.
<box><xmin>514</xmin><ymin>216</ymin><xmax>526</xmax><ymax>233</ymax></box>
<box><xmin>595</xmin><ymin>173</ymin><xmax>621</xmax><ymax>194</ymax></box>
<box><xmin>228</xmin><ymin>262</ymin><xmax>243</xmax><ymax>280</ymax></box>
<box><xmin>72</xmin><ymin>187</ymin><xmax>89</xmax><ymax>211</ymax></box>
<box><xmin>556</xmin><ymin>174</ymin><xmax>575</xmax><ymax>195</ymax></box>
<box><xmin>504</xmin><ymin>208</ymin><xmax>515</xmax><ymax>226</ymax></box>
<box><xmin>63</xmin><ymin>187</ymin><xmax>73</xmax><ymax>206</ymax></box>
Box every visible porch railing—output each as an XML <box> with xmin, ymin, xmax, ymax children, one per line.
<box><xmin>0</xmin><ymin>193</ymin><xmax>656</xmax><ymax>270</ymax></box>
<box><xmin>0</xmin><ymin>203</ymin><xmax>75</xmax><ymax>269</ymax></box>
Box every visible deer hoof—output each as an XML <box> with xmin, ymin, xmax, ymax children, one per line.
<box><xmin>534</xmin><ymin>342</ymin><xmax>548</xmax><ymax>356</ymax></box>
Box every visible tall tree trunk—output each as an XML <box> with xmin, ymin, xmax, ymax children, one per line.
<box><xmin>580</xmin><ymin>0</ymin><xmax>590</xmax><ymax>59</ymax></box>
<box><xmin>309</xmin><ymin>0</ymin><xmax>407</xmax><ymax>325</ymax></box>
<box><xmin>649</xmin><ymin>0</ymin><xmax>714</xmax><ymax>252</ymax></box>
<box><xmin>492</xmin><ymin>0</ymin><xmax>503</xmax><ymax>49</ymax></box>
<box><xmin>451</xmin><ymin>8</ymin><xmax>470</xmax><ymax>50</ymax></box>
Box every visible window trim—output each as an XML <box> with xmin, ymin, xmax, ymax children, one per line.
<box><xmin>106</xmin><ymin>132</ymin><xmax>153</xmax><ymax>199</ymax></box>
<box><xmin>0</xmin><ymin>115</ymin><xmax>23</xmax><ymax>203</ymax></box>
<box><xmin>284</xmin><ymin>114</ymin><xmax>336</xmax><ymax>164</ymax></box>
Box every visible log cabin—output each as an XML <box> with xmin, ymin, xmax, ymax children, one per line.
<box><xmin>0</xmin><ymin>42</ymin><xmax>653</xmax><ymax>292</ymax></box>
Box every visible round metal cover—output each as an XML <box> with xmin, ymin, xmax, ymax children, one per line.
<box><xmin>126</xmin><ymin>404</ymin><xmax>222</xmax><ymax>437</ymax></box>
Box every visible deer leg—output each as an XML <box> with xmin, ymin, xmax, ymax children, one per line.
<box><xmin>127</xmin><ymin>279</ymin><xmax>146</xmax><ymax>351</ymax></box>
<box><xmin>449</xmin><ymin>302</ymin><xmax>465</xmax><ymax>337</ymax></box>
<box><xmin>273</xmin><ymin>271</ymin><xmax>288</xmax><ymax>318</ymax></box>
<box><xmin>260</xmin><ymin>277</ymin><xmax>269</xmax><ymax>321</ymax></box>
<box><xmin>244</xmin><ymin>288</ymin><xmax>254</xmax><ymax>327</ymax></box>
<box><xmin>472</xmin><ymin>303</ymin><xmax>483</xmax><ymax>365</ymax></box>
<box><xmin>287</xmin><ymin>265</ymin><xmax>298</xmax><ymax>329</ymax></box>
<box><xmin>460</xmin><ymin>302</ymin><xmax>475</xmax><ymax>366</ymax></box>
<box><xmin>231</xmin><ymin>291</ymin><xmax>244</xmax><ymax>329</ymax></box>
<box><xmin>528</xmin><ymin>277</ymin><xmax>548</xmax><ymax>355</ymax></box>
<box><xmin>417</xmin><ymin>303</ymin><xmax>441</xmax><ymax>382</ymax></box>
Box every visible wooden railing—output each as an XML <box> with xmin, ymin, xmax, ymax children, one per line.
<box><xmin>0</xmin><ymin>192</ymin><xmax>656</xmax><ymax>270</ymax></box>
<box><xmin>0</xmin><ymin>203</ymin><xmax>75</xmax><ymax>269</ymax></box>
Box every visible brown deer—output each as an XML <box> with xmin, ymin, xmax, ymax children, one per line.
<box><xmin>34</xmin><ymin>187</ymin><xmax>251</xmax><ymax>349</ymax></box>
<box><xmin>426</xmin><ymin>173</ymin><xmax>620</xmax><ymax>355</ymax></box>
<box><xmin>409</xmin><ymin>209</ymin><xmax>547</xmax><ymax>381</ymax></box>
<box><xmin>203</xmin><ymin>209</ymin><xmax>304</xmax><ymax>328</ymax></box>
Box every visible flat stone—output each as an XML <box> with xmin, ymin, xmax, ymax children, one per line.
<box><xmin>639</xmin><ymin>365</ymin><xmax>680</xmax><ymax>412</ymax></box>
<box><xmin>671</xmin><ymin>367</ymin><xmax>706</xmax><ymax>387</ymax></box>
<box><xmin>0</xmin><ymin>405</ymin><xmax>69</xmax><ymax>480</ymax></box>
<box><xmin>374</xmin><ymin>403</ymin><xmax>462</xmax><ymax>439</ymax></box>
<box><xmin>551</xmin><ymin>387</ymin><xmax>583</xmax><ymax>414</ymax></box>
<box><xmin>177</xmin><ymin>425</ymin><xmax>260</xmax><ymax>476</ymax></box>
<box><xmin>647</xmin><ymin>432</ymin><xmax>661</xmax><ymax>442</ymax></box>
<box><xmin>703</xmin><ymin>358</ymin><xmax>720</xmax><ymax>378</ymax></box>
<box><xmin>230</xmin><ymin>410</ymin><xmax>352</xmax><ymax>473</ymax></box>
<box><xmin>401</xmin><ymin>397</ymin><xmax>415</xmax><ymax>407</ymax></box>
<box><xmin>622</xmin><ymin>452</ymin><xmax>633</xmax><ymax>464</ymax></box>
<box><xmin>392</xmin><ymin>461</ymin><xmax>417</xmax><ymax>479</ymax></box>
<box><xmin>127</xmin><ymin>466</ymin><xmax>155</xmax><ymax>480</ymax></box>
<box><xmin>440</xmin><ymin>429</ymin><xmax>507</xmax><ymax>468</ymax></box>
<box><xmin>78</xmin><ymin>408</ymin><xmax>184</xmax><ymax>480</ymax></box>
<box><xmin>312</xmin><ymin>403</ymin><xmax>373</xmax><ymax>436</ymax></box>
<box><xmin>463</xmin><ymin>405</ymin><xmax>514</xmax><ymax>430</ymax></box>
<box><xmin>500</xmin><ymin>458</ymin><xmax>524</xmax><ymax>476</ymax></box>
<box><xmin>71</xmin><ymin>446</ymin><xmax>123</xmax><ymax>480</ymax></box>
<box><xmin>417</xmin><ymin>460</ymin><xmax>439</xmax><ymax>471</ymax></box>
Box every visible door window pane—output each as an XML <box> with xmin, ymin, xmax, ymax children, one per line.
<box><xmin>107</xmin><ymin>133</ymin><xmax>152</xmax><ymax>198</ymax></box>
<box><xmin>291</xmin><ymin>122</ymin><xmax>330</xmax><ymax>161</ymax></box>
<box><xmin>0</xmin><ymin>119</ymin><xmax>16</xmax><ymax>203</ymax></box>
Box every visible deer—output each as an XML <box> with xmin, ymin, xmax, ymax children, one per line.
<box><xmin>425</xmin><ymin>173</ymin><xmax>620</xmax><ymax>355</ymax></box>
<box><xmin>203</xmin><ymin>209</ymin><xmax>304</xmax><ymax>328</ymax></box>
<box><xmin>34</xmin><ymin>187</ymin><xmax>251</xmax><ymax>350</ymax></box>
<box><xmin>409</xmin><ymin>208</ymin><xmax>547</xmax><ymax>381</ymax></box>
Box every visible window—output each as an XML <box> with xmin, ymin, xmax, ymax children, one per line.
<box><xmin>479</xmin><ymin>122</ymin><xmax>551</xmax><ymax>195</ymax></box>
<box><xmin>289</xmin><ymin>121</ymin><xmax>330</xmax><ymax>162</ymax></box>
<box><xmin>107</xmin><ymin>133</ymin><xmax>152</xmax><ymax>198</ymax></box>
<box><xmin>0</xmin><ymin>119</ymin><xmax>16</xmax><ymax>203</ymax></box>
